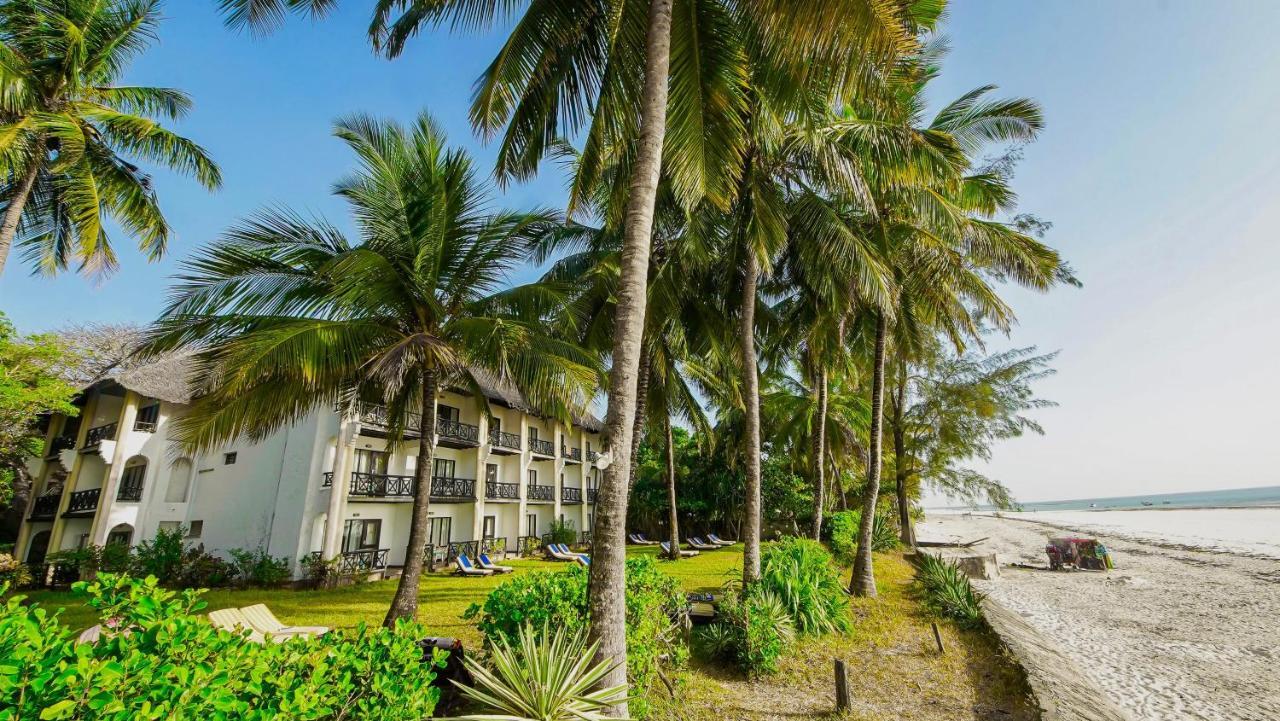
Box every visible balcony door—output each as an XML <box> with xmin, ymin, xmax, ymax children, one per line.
<box><xmin>482</xmin><ymin>515</ymin><xmax>496</xmax><ymax>540</ymax></box>
<box><xmin>433</xmin><ymin>457</ymin><xmax>455</xmax><ymax>479</ymax></box>
<box><xmin>428</xmin><ymin>516</ymin><xmax>452</xmax><ymax>548</ymax></box>
<box><xmin>354</xmin><ymin>449</ymin><xmax>388</xmax><ymax>475</ymax></box>
<box><xmin>341</xmin><ymin>519</ymin><xmax>381</xmax><ymax>553</ymax></box>
<box><xmin>526</xmin><ymin>513</ymin><xmax>537</xmax><ymax>536</ymax></box>
<box><xmin>437</xmin><ymin>405</ymin><xmax>459</xmax><ymax>422</ymax></box>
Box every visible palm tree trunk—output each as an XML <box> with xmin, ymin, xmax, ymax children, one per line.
<box><xmin>587</xmin><ymin>0</ymin><xmax>673</xmax><ymax>713</ymax></box>
<box><xmin>740</xmin><ymin>249</ymin><xmax>762</xmax><ymax>584</ymax></box>
<box><xmin>664</xmin><ymin>412</ymin><xmax>680</xmax><ymax>560</ymax></box>
<box><xmin>0</xmin><ymin>160</ymin><xmax>42</xmax><ymax>281</ymax></box>
<box><xmin>384</xmin><ymin>372</ymin><xmax>438</xmax><ymax>626</ymax></box>
<box><xmin>810</xmin><ymin>365</ymin><xmax>828</xmax><ymax>540</ymax></box>
<box><xmin>891</xmin><ymin>368</ymin><xmax>915</xmax><ymax>547</ymax></box>
<box><xmin>849</xmin><ymin>314</ymin><xmax>887</xmax><ymax>597</ymax></box>
<box><xmin>628</xmin><ymin>350</ymin><xmax>652</xmax><ymax>485</ymax></box>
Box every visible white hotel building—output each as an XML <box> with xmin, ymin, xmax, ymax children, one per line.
<box><xmin>13</xmin><ymin>355</ymin><xmax>604</xmax><ymax>579</ymax></box>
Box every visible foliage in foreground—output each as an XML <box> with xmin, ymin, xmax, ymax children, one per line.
<box><xmin>697</xmin><ymin>586</ymin><xmax>796</xmax><ymax>678</ymax></box>
<box><xmin>449</xmin><ymin>623</ymin><xmax>628</xmax><ymax>721</ymax></box>
<box><xmin>915</xmin><ymin>553</ymin><xmax>987</xmax><ymax>630</ymax></box>
<box><xmin>463</xmin><ymin>557</ymin><xmax>684</xmax><ymax>718</ymax></box>
<box><xmin>826</xmin><ymin>508</ymin><xmax>900</xmax><ymax>564</ymax></box>
<box><xmin>0</xmin><ymin>575</ymin><xmax>443</xmax><ymax>720</ymax></box>
<box><xmin>759</xmin><ymin>538</ymin><xmax>851</xmax><ymax>635</ymax></box>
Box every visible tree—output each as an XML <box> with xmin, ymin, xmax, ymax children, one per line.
<box><xmin>144</xmin><ymin>112</ymin><xmax>596</xmax><ymax>626</ymax></box>
<box><xmin>0</xmin><ymin>313</ymin><xmax>79</xmax><ymax>513</ymax></box>
<box><xmin>0</xmin><ymin>0</ymin><xmax>221</xmax><ymax>281</ymax></box>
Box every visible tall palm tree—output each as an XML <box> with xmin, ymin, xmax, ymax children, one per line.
<box><xmin>144</xmin><ymin>112</ymin><xmax>597</xmax><ymax>625</ymax></box>
<box><xmin>0</xmin><ymin>0</ymin><xmax>221</xmax><ymax>281</ymax></box>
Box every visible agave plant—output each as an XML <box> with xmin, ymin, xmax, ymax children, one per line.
<box><xmin>915</xmin><ymin>553</ymin><xmax>986</xmax><ymax>630</ymax></box>
<box><xmin>447</xmin><ymin>623</ymin><xmax>628</xmax><ymax>721</ymax></box>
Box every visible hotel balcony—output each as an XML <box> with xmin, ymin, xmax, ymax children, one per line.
<box><xmin>587</xmin><ymin>488</ymin><xmax>598</xmax><ymax>504</ymax></box>
<box><xmin>562</xmin><ymin>486</ymin><xmax>583</xmax><ymax>504</ymax></box>
<box><xmin>527</xmin><ymin>483</ymin><xmax>554</xmax><ymax>503</ymax></box>
<box><xmin>28</xmin><ymin>493</ymin><xmax>61</xmax><ymax>521</ymax></box>
<box><xmin>561</xmin><ymin>446</ymin><xmax>582</xmax><ymax>464</ymax></box>
<box><xmin>485</xmin><ymin>480</ymin><xmax>520</xmax><ymax>501</ymax></box>
<box><xmin>436</xmin><ymin>418</ymin><xmax>481</xmax><ymax>449</ymax></box>
<box><xmin>80</xmin><ymin>423</ymin><xmax>118</xmax><ymax>452</ymax></box>
<box><xmin>529</xmin><ymin>437</ymin><xmax>554</xmax><ymax>458</ymax></box>
<box><xmin>586</xmin><ymin>450</ymin><xmax>599</xmax><ymax>463</ymax></box>
<box><xmin>488</xmin><ymin>428</ymin><xmax>521</xmax><ymax>455</ymax></box>
<box><xmin>63</xmin><ymin>488</ymin><xmax>100</xmax><ymax>517</ymax></box>
<box><xmin>325</xmin><ymin>471</ymin><xmax>476</xmax><ymax>503</ymax></box>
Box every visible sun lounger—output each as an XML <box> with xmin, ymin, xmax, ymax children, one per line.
<box><xmin>629</xmin><ymin>533</ymin><xmax>659</xmax><ymax>545</ymax></box>
<box><xmin>77</xmin><ymin>624</ymin><xmax>103</xmax><ymax>645</ymax></box>
<box><xmin>706</xmin><ymin>534</ymin><xmax>736</xmax><ymax>546</ymax></box>
<box><xmin>477</xmin><ymin>553</ymin><xmax>514</xmax><ymax>574</ymax></box>
<box><xmin>455</xmin><ymin>554</ymin><xmax>494</xmax><ymax>576</ymax></box>
<box><xmin>552</xmin><ymin>543</ymin><xmax>590</xmax><ymax>562</ymax></box>
<box><xmin>659</xmin><ymin>541</ymin><xmax>699</xmax><ymax>557</ymax></box>
<box><xmin>574</xmin><ymin>555</ymin><xmax>590</xmax><ymax>568</ymax></box>
<box><xmin>209</xmin><ymin>608</ymin><xmax>272</xmax><ymax>643</ymax></box>
<box><xmin>688</xmin><ymin>537</ymin><xmax>720</xmax><ymax>551</ymax></box>
<box><xmin>239</xmin><ymin>604</ymin><xmax>329</xmax><ymax>638</ymax></box>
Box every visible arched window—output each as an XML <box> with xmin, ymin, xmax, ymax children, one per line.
<box><xmin>165</xmin><ymin>458</ymin><xmax>193</xmax><ymax>503</ymax></box>
<box><xmin>26</xmin><ymin>530</ymin><xmax>51</xmax><ymax>565</ymax></box>
<box><xmin>117</xmin><ymin>456</ymin><xmax>148</xmax><ymax>501</ymax></box>
<box><xmin>106</xmin><ymin>524</ymin><xmax>134</xmax><ymax>547</ymax></box>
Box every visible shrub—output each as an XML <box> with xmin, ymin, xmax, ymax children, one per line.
<box><xmin>825</xmin><ymin>509</ymin><xmax>899</xmax><ymax>564</ymax></box>
<box><xmin>759</xmin><ymin>537</ymin><xmax>851</xmax><ymax>635</ymax></box>
<box><xmin>0</xmin><ymin>554</ymin><xmax>31</xmax><ymax>589</ymax></box>
<box><xmin>130</xmin><ymin>525</ymin><xmax>186</xmax><ymax>583</ymax></box>
<box><xmin>451</xmin><ymin>623</ymin><xmax>628</xmax><ymax>721</ymax></box>
<box><xmin>0</xmin><ymin>574</ymin><xmax>444</xmax><ymax>720</ymax></box>
<box><xmin>915</xmin><ymin>553</ymin><xmax>986</xmax><ymax>630</ymax></box>
<box><xmin>464</xmin><ymin>556</ymin><xmax>684</xmax><ymax>719</ymax></box>
<box><xmin>547</xmin><ymin>518</ymin><xmax>578</xmax><ymax>546</ymax></box>
<box><xmin>302</xmin><ymin>553</ymin><xmax>340</xmax><ymax>588</ymax></box>
<box><xmin>697</xmin><ymin>586</ymin><xmax>795</xmax><ymax>678</ymax></box>
<box><xmin>228</xmin><ymin>547</ymin><xmax>292</xmax><ymax>587</ymax></box>
<box><xmin>178</xmin><ymin>546</ymin><xmax>235</xmax><ymax>587</ymax></box>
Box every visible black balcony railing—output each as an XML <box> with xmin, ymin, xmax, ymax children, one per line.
<box><xmin>561</xmin><ymin>446</ymin><xmax>582</xmax><ymax>463</ymax></box>
<box><xmin>515</xmin><ymin>535</ymin><xmax>540</xmax><ymax>557</ymax></box>
<box><xmin>65</xmin><ymin>488</ymin><xmax>100</xmax><ymax>515</ymax></box>
<box><xmin>587</xmin><ymin>488</ymin><xmax>598</xmax><ymax>504</ymax></box>
<box><xmin>358</xmin><ymin>404</ymin><xmax>422</xmax><ymax>434</ymax></box>
<box><xmin>82</xmin><ymin>423</ymin><xmax>117</xmax><ymax>450</ymax></box>
<box><xmin>562</xmin><ymin>486</ymin><xmax>582</xmax><ymax>504</ymax></box>
<box><xmin>322</xmin><ymin>472</ymin><xmax>333</xmax><ymax>487</ymax></box>
<box><xmin>45</xmin><ymin>436</ymin><xmax>75</xmax><ymax>458</ymax></box>
<box><xmin>431</xmin><ymin>475</ymin><xmax>476</xmax><ymax>500</ymax></box>
<box><xmin>350</xmin><ymin>471</ymin><xmax>414</xmax><ymax>498</ymax></box>
<box><xmin>527</xmin><ymin>483</ymin><xmax>554</xmax><ymax>502</ymax></box>
<box><xmin>586</xmin><ymin>450</ymin><xmax>599</xmax><ymax>462</ymax></box>
<box><xmin>117</xmin><ymin>471</ymin><xmax>145</xmax><ymax>502</ymax></box>
<box><xmin>436</xmin><ymin>418</ymin><xmax>480</xmax><ymax>447</ymax></box>
<box><xmin>489</xmin><ymin>429</ymin><xmax>522</xmax><ymax>452</ymax></box>
<box><xmin>29</xmin><ymin>493</ymin><xmax>60</xmax><ymax>520</ymax></box>
<box><xmin>485</xmin><ymin>481</ymin><xmax>520</xmax><ymax>500</ymax></box>
<box><xmin>329</xmin><ymin>548</ymin><xmax>389</xmax><ymax>575</ymax></box>
<box><xmin>529</xmin><ymin>437</ymin><xmax>554</xmax><ymax>456</ymax></box>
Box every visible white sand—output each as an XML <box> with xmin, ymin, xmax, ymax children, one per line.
<box><xmin>918</xmin><ymin>512</ymin><xmax>1280</xmax><ymax>721</ymax></box>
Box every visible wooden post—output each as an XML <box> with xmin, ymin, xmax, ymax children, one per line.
<box><xmin>931</xmin><ymin>621</ymin><xmax>946</xmax><ymax>655</ymax></box>
<box><xmin>834</xmin><ymin>658</ymin><xmax>850</xmax><ymax>713</ymax></box>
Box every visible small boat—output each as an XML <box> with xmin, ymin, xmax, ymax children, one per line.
<box><xmin>1142</xmin><ymin>501</ymin><xmax>1154</xmax><ymax>507</ymax></box>
<box><xmin>1089</xmin><ymin>503</ymin><xmax>1098</xmax><ymax>508</ymax></box>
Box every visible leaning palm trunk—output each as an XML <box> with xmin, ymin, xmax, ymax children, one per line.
<box><xmin>664</xmin><ymin>413</ymin><xmax>680</xmax><ymax>561</ymax></box>
<box><xmin>810</xmin><ymin>366</ymin><xmax>828</xmax><ymax>540</ymax></box>
<box><xmin>892</xmin><ymin>371</ymin><xmax>915</xmax><ymax>547</ymax></box>
<box><xmin>740</xmin><ymin>250</ymin><xmax>762</xmax><ymax>584</ymax></box>
<box><xmin>587</xmin><ymin>0</ymin><xmax>673</xmax><ymax>713</ymax></box>
<box><xmin>850</xmin><ymin>315</ymin><xmax>887</xmax><ymax>597</ymax></box>
<box><xmin>0</xmin><ymin>159</ymin><xmax>42</xmax><ymax>281</ymax></box>
<box><xmin>385</xmin><ymin>373</ymin><xmax>438</xmax><ymax>625</ymax></box>
<box><xmin>628</xmin><ymin>351</ymin><xmax>652</xmax><ymax>485</ymax></box>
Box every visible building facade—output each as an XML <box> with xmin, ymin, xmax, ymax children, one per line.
<box><xmin>13</xmin><ymin>358</ymin><xmax>604</xmax><ymax>579</ymax></box>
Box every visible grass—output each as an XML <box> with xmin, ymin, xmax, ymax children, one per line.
<box><xmin>19</xmin><ymin>547</ymin><xmax>1035</xmax><ymax>720</ymax></box>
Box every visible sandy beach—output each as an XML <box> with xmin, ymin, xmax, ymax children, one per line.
<box><xmin>918</xmin><ymin>512</ymin><xmax>1280</xmax><ymax>721</ymax></box>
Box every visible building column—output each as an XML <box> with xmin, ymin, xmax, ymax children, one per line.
<box><xmin>472</xmin><ymin>414</ymin><xmax>488</xmax><ymax>543</ymax></box>
<box><xmin>320</xmin><ymin>419</ymin><xmax>357</xmax><ymax>559</ymax></box>
<box><xmin>13</xmin><ymin>415</ymin><xmax>65</xmax><ymax>559</ymax></box>
<box><xmin>48</xmin><ymin>393</ymin><xmax>100</xmax><ymax>552</ymax></box>
<box><xmin>89</xmin><ymin>392</ymin><xmax>140</xmax><ymax>545</ymax></box>
<box><xmin>552</xmin><ymin>422</ymin><xmax>565</xmax><ymax>521</ymax></box>
<box><xmin>517</xmin><ymin>414</ymin><xmax>530</xmax><ymax>546</ymax></box>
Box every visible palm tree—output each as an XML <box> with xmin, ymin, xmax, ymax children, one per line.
<box><xmin>0</xmin><ymin>0</ymin><xmax>221</xmax><ymax>281</ymax></box>
<box><xmin>144</xmin><ymin>112</ymin><xmax>597</xmax><ymax>625</ymax></box>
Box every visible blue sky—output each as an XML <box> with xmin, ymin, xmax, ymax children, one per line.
<box><xmin>3</xmin><ymin>1</ymin><xmax>1278</xmax><ymax>502</ymax></box>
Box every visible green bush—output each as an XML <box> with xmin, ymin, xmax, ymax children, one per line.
<box><xmin>0</xmin><ymin>574</ymin><xmax>444</xmax><ymax>720</ymax></box>
<box><xmin>463</xmin><ymin>556</ymin><xmax>684</xmax><ymax>719</ymax></box>
<box><xmin>915</xmin><ymin>553</ymin><xmax>986</xmax><ymax>630</ymax></box>
<box><xmin>0</xmin><ymin>553</ymin><xmax>30</xmax><ymax>589</ymax></box>
<box><xmin>825</xmin><ymin>509</ymin><xmax>900</xmax><ymax>564</ymax></box>
<box><xmin>547</xmin><ymin>518</ymin><xmax>578</xmax><ymax>546</ymax></box>
<box><xmin>178</xmin><ymin>546</ymin><xmax>235</xmax><ymax>587</ymax></box>
<box><xmin>697</xmin><ymin>586</ymin><xmax>795</xmax><ymax>678</ymax></box>
<box><xmin>228</xmin><ymin>547</ymin><xmax>292</xmax><ymax>587</ymax></box>
<box><xmin>130</xmin><ymin>526</ymin><xmax>186</xmax><ymax>583</ymax></box>
<box><xmin>760</xmin><ymin>537</ymin><xmax>850</xmax><ymax>635</ymax></box>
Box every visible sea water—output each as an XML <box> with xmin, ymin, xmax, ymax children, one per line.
<box><xmin>1013</xmin><ymin>484</ymin><xmax>1280</xmax><ymax>511</ymax></box>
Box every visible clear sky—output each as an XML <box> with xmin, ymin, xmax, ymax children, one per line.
<box><xmin>2</xmin><ymin>2</ymin><xmax>1278</xmax><ymax>503</ymax></box>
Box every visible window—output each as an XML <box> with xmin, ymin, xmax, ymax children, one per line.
<box><xmin>166</xmin><ymin>459</ymin><xmax>193</xmax><ymax>503</ymax></box>
<box><xmin>158</xmin><ymin>521</ymin><xmax>181</xmax><ymax>535</ymax></box>
<box><xmin>528</xmin><ymin>427</ymin><xmax>539</xmax><ymax>440</ymax></box>
<box><xmin>482</xmin><ymin>516</ymin><xmax>496</xmax><ymax>540</ymax></box>
<box><xmin>106</xmin><ymin>524</ymin><xmax>133</xmax><ymax>547</ymax></box>
<box><xmin>187</xmin><ymin>521</ymin><xmax>203</xmax><ymax>539</ymax></box>
<box><xmin>223</xmin><ymin>452</ymin><xmax>237</xmax><ymax>465</ymax></box>
<box><xmin>527</xmin><ymin>469</ymin><xmax>537</xmax><ymax>486</ymax></box>
<box><xmin>117</xmin><ymin>461</ymin><xmax>147</xmax><ymax>501</ymax></box>
<box><xmin>342</xmin><ymin>519</ymin><xmax>382</xmax><ymax>552</ymax></box>
<box><xmin>134</xmin><ymin>403</ymin><xmax>160</xmax><ymax>431</ymax></box>
<box><xmin>437</xmin><ymin>405</ymin><xmax>459</xmax><ymax>422</ymax></box>
<box><xmin>485</xmin><ymin>463</ymin><xmax>497</xmax><ymax>484</ymax></box>
<box><xmin>354</xmin><ymin>449</ymin><xmax>388</xmax><ymax>475</ymax></box>
<box><xmin>526</xmin><ymin>513</ymin><xmax>537</xmax><ymax>536</ymax></box>
<box><xmin>433</xmin><ymin>457</ymin><xmax>456</xmax><ymax>479</ymax></box>
<box><xmin>490</xmin><ymin>416</ymin><xmax>501</xmax><ymax>433</ymax></box>
<box><xmin>428</xmin><ymin>517</ymin><xmax>451</xmax><ymax>547</ymax></box>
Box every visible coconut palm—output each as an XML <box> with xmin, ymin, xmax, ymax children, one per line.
<box><xmin>143</xmin><ymin>111</ymin><xmax>597</xmax><ymax>625</ymax></box>
<box><xmin>0</xmin><ymin>0</ymin><xmax>221</xmax><ymax>281</ymax></box>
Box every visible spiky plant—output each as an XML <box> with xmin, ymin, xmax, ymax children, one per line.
<box><xmin>447</xmin><ymin>623</ymin><xmax>629</xmax><ymax>721</ymax></box>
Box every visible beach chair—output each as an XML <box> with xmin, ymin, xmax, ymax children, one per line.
<box><xmin>477</xmin><ymin>554</ymin><xmax>514</xmax><ymax>574</ymax></box>
<box><xmin>77</xmin><ymin>624</ymin><xmax>103</xmax><ymax>645</ymax></box>
<box><xmin>240</xmin><ymin>604</ymin><xmax>329</xmax><ymax>638</ymax></box>
<box><xmin>574</xmin><ymin>555</ymin><xmax>590</xmax><ymax>568</ymax></box>
<box><xmin>688</xmin><ymin>537</ymin><xmax>720</xmax><ymax>551</ymax></box>
<box><xmin>455</xmin><ymin>554</ymin><xmax>494</xmax><ymax>576</ymax></box>
<box><xmin>544</xmin><ymin>544</ymin><xmax>573</xmax><ymax>561</ymax></box>
<box><xmin>706</xmin><ymin>534</ymin><xmax>736</xmax><ymax>546</ymax></box>
<box><xmin>208</xmin><ymin>608</ymin><xmax>271</xmax><ymax>643</ymax></box>
<box><xmin>660</xmin><ymin>541</ymin><xmax>699</xmax><ymax>558</ymax></box>
<box><xmin>553</xmin><ymin>543</ymin><xmax>590</xmax><ymax>562</ymax></box>
<box><xmin>629</xmin><ymin>533</ymin><xmax>659</xmax><ymax>545</ymax></box>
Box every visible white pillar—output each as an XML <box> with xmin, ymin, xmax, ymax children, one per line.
<box><xmin>321</xmin><ymin>419</ymin><xmax>356</xmax><ymax>558</ymax></box>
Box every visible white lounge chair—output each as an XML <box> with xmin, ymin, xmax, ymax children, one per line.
<box><xmin>688</xmin><ymin>537</ymin><xmax>720</xmax><ymax>551</ymax></box>
<box><xmin>455</xmin><ymin>554</ymin><xmax>494</xmax><ymax>576</ymax></box>
<box><xmin>574</xmin><ymin>555</ymin><xmax>590</xmax><ymax>568</ymax></box>
<box><xmin>659</xmin><ymin>541</ymin><xmax>699</xmax><ymax>558</ymax></box>
<box><xmin>209</xmin><ymin>608</ymin><xmax>275</xmax><ymax>643</ymax></box>
<box><xmin>240</xmin><ymin>604</ymin><xmax>329</xmax><ymax>638</ymax></box>
<box><xmin>553</xmin><ymin>543</ymin><xmax>590</xmax><ymax>563</ymax></box>
<box><xmin>629</xmin><ymin>533</ymin><xmax>659</xmax><ymax>545</ymax></box>
<box><xmin>707</xmin><ymin>534</ymin><xmax>736</xmax><ymax>546</ymax></box>
<box><xmin>477</xmin><ymin>553</ymin><xmax>514</xmax><ymax>574</ymax></box>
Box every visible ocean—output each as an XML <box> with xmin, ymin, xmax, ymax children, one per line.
<box><xmin>1012</xmin><ymin>484</ymin><xmax>1280</xmax><ymax>511</ymax></box>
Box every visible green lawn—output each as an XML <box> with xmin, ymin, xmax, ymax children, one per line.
<box><xmin>20</xmin><ymin>546</ymin><xmax>1035</xmax><ymax>720</ymax></box>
